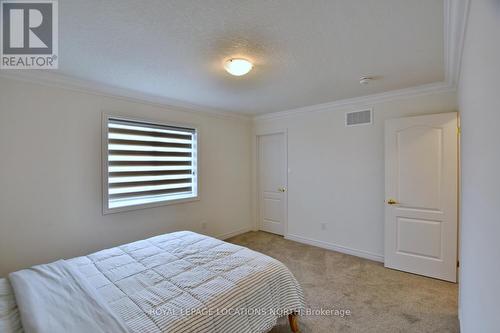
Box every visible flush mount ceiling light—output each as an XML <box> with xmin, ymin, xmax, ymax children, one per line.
<box><xmin>224</xmin><ymin>58</ymin><xmax>253</xmax><ymax>76</ymax></box>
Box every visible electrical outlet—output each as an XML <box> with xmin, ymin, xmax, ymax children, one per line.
<box><xmin>320</xmin><ymin>222</ymin><xmax>327</xmax><ymax>231</ymax></box>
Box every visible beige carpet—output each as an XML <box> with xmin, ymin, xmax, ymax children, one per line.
<box><xmin>227</xmin><ymin>231</ymin><xmax>458</xmax><ymax>333</ymax></box>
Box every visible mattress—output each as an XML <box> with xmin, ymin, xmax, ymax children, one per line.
<box><xmin>51</xmin><ymin>231</ymin><xmax>305</xmax><ymax>332</ymax></box>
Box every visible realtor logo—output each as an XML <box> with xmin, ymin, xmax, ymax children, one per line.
<box><xmin>1</xmin><ymin>0</ymin><xmax>58</xmax><ymax>69</ymax></box>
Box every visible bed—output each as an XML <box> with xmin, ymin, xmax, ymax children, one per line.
<box><xmin>0</xmin><ymin>231</ymin><xmax>305</xmax><ymax>333</ymax></box>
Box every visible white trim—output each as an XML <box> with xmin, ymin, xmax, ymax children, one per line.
<box><xmin>255</xmin><ymin>128</ymin><xmax>289</xmax><ymax>137</ymax></box>
<box><xmin>0</xmin><ymin>1</ymin><xmax>469</xmax><ymax>119</ymax></box>
<box><xmin>256</xmin><ymin>130</ymin><xmax>288</xmax><ymax>236</ymax></box>
<box><xmin>285</xmin><ymin>233</ymin><xmax>384</xmax><ymax>263</ymax></box>
<box><xmin>444</xmin><ymin>0</ymin><xmax>471</xmax><ymax>87</ymax></box>
<box><xmin>0</xmin><ymin>71</ymin><xmax>250</xmax><ymax>121</ymax></box>
<box><xmin>216</xmin><ymin>227</ymin><xmax>253</xmax><ymax>240</ymax></box>
<box><xmin>253</xmin><ymin>0</ymin><xmax>469</xmax><ymax>121</ymax></box>
<box><xmin>254</xmin><ymin>82</ymin><xmax>455</xmax><ymax>121</ymax></box>
<box><xmin>458</xmin><ymin>305</ymin><xmax>462</xmax><ymax>332</ymax></box>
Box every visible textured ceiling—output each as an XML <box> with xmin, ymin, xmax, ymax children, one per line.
<box><xmin>58</xmin><ymin>0</ymin><xmax>444</xmax><ymax>115</ymax></box>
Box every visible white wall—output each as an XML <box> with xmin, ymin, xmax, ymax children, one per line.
<box><xmin>0</xmin><ymin>77</ymin><xmax>252</xmax><ymax>277</ymax></box>
<box><xmin>254</xmin><ymin>91</ymin><xmax>457</xmax><ymax>260</ymax></box>
<box><xmin>458</xmin><ymin>0</ymin><xmax>500</xmax><ymax>331</ymax></box>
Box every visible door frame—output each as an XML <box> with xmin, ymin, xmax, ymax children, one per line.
<box><xmin>255</xmin><ymin>129</ymin><xmax>288</xmax><ymax>236</ymax></box>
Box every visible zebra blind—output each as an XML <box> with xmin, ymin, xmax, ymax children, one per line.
<box><xmin>105</xmin><ymin>117</ymin><xmax>197</xmax><ymax>211</ymax></box>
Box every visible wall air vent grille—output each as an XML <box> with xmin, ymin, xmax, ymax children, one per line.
<box><xmin>345</xmin><ymin>109</ymin><xmax>373</xmax><ymax>127</ymax></box>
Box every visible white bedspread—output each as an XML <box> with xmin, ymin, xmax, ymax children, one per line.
<box><xmin>8</xmin><ymin>231</ymin><xmax>305</xmax><ymax>333</ymax></box>
<box><xmin>9</xmin><ymin>260</ymin><xmax>130</xmax><ymax>333</ymax></box>
<box><xmin>0</xmin><ymin>278</ymin><xmax>23</xmax><ymax>333</ymax></box>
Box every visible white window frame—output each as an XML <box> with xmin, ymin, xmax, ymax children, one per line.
<box><xmin>102</xmin><ymin>113</ymin><xmax>199</xmax><ymax>214</ymax></box>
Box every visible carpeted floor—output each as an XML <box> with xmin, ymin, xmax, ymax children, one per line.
<box><xmin>227</xmin><ymin>231</ymin><xmax>458</xmax><ymax>333</ymax></box>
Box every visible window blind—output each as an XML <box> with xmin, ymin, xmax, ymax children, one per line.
<box><xmin>106</xmin><ymin>117</ymin><xmax>197</xmax><ymax>210</ymax></box>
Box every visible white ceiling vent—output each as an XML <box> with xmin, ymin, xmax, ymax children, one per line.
<box><xmin>345</xmin><ymin>109</ymin><xmax>373</xmax><ymax>127</ymax></box>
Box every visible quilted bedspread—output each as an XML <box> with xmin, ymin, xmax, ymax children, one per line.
<box><xmin>63</xmin><ymin>231</ymin><xmax>305</xmax><ymax>333</ymax></box>
<box><xmin>0</xmin><ymin>278</ymin><xmax>23</xmax><ymax>333</ymax></box>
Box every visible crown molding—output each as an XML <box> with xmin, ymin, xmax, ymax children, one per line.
<box><xmin>444</xmin><ymin>0</ymin><xmax>470</xmax><ymax>87</ymax></box>
<box><xmin>0</xmin><ymin>0</ymin><xmax>469</xmax><ymax>121</ymax></box>
<box><xmin>254</xmin><ymin>81</ymin><xmax>455</xmax><ymax>121</ymax></box>
<box><xmin>254</xmin><ymin>0</ymin><xmax>469</xmax><ymax>121</ymax></box>
<box><xmin>0</xmin><ymin>70</ymin><xmax>251</xmax><ymax>122</ymax></box>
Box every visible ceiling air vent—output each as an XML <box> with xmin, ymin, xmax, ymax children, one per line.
<box><xmin>345</xmin><ymin>109</ymin><xmax>373</xmax><ymax>127</ymax></box>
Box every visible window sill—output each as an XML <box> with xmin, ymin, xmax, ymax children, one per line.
<box><xmin>103</xmin><ymin>195</ymin><xmax>199</xmax><ymax>215</ymax></box>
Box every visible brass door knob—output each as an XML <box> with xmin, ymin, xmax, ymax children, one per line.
<box><xmin>387</xmin><ymin>198</ymin><xmax>398</xmax><ymax>205</ymax></box>
<box><xmin>278</xmin><ymin>187</ymin><xmax>287</xmax><ymax>192</ymax></box>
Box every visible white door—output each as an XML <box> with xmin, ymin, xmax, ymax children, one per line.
<box><xmin>258</xmin><ymin>133</ymin><xmax>287</xmax><ymax>236</ymax></box>
<box><xmin>385</xmin><ymin>113</ymin><xmax>458</xmax><ymax>282</ymax></box>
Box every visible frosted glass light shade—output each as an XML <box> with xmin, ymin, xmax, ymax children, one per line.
<box><xmin>224</xmin><ymin>58</ymin><xmax>253</xmax><ymax>76</ymax></box>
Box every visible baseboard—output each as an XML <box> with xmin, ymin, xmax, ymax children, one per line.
<box><xmin>285</xmin><ymin>234</ymin><xmax>384</xmax><ymax>263</ymax></box>
<box><xmin>458</xmin><ymin>305</ymin><xmax>462</xmax><ymax>332</ymax></box>
<box><xmin>216</xmin><ymin>227</ymin><xmax>253</xmax><ymax>240</ymax></box>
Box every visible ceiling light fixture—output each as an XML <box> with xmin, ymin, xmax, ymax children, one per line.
<box><xmin>224</xmin><ymin>58</ymin><xmax>253</xmax><ymax>76</ymax></box>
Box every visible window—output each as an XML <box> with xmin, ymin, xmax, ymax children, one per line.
<box><xmin>103</xmin><ymin>116</ymin><xmax>198</xmax><ymax>213</ymax></box>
